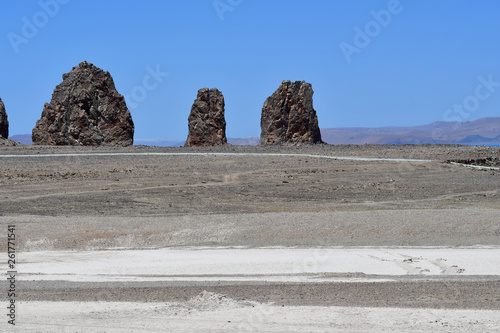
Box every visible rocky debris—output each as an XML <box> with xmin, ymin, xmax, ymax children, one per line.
<box><xmin>448</xmin><ymin>158</ymin><xmax>500</xmax><ymax>168</ymax></box>
<box><xmin>32</xmin><ymin>61</ymin><xmax>134</xmax><ymax>146</ymax></box>
<box><xmin>260</xmin><ymin>80</ymin><xmax>322</xmax><ymax>145</ymax></box>
<box><xmin>0</xmin><ymin>138</ymin><xmax>19</xmax><ymax>146</ymax></box>
<box><xmin>185</xmin><ymin>88</ymin><xmax>227</xmax><ymax>147</ymax></box>
<box><xmin>0</xmin><ymin>98</ymin><xmax>8</xmax><ymax>139</ymax></box>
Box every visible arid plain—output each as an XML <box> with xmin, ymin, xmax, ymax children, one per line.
<box><xmin>1</xmin><ymin>143</ymin><xmax>500</xmax><ymax>332</ymax></box>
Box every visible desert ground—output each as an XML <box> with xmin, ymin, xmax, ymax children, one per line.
<box><xmin>1</xmin><ymin>143</ymin><xmax>500</xmax><ymax>332</ymax></box>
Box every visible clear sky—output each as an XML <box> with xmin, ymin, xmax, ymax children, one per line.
<box><xmin>1</xmin><ymin>0</ymin><xmax>499</xmax><ymax>140</ymax></box>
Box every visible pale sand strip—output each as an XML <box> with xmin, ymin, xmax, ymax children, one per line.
<box><xmin>12</xmin><ymin>301</ymin><xmax>500</xmax><ymax>333</ymax></box>
<box><xmin>10</xmin><ymin>247</ymin><xmax>500</xmax><ymax>282</ymax></box>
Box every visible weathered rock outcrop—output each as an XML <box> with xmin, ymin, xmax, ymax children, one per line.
<box><xmin>32</xmin><ymin>61</ymin><xmax>134</xmax><ymax>146</ymax></box>
<box><xmin>260</xmin><ymin>80</ymin><xmax>322</xmax><ymax>145</ymax></box>
<box><xmin>0</xmin><ymin>98</ymin><xmax>8</xmax><ymax>139</ymax></box>
<box><xmin>185</xmin><ymin>88</ymin><xmax>227</xmax><ymax>147</ymax></box>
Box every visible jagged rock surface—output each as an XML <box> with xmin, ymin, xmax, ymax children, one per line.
<box><xmin>260</xmin><ymin>80</ymin><xmax>322</xmax><ymax>145</ymax></box>
<box><xmin>185</xmin><ymin>88</ymin><xmax>227</xmax><ymax>147</ymax></box>
<box><xmin>32</xmin><ymin>61</ymin><xmax>134</xmax><ymax>146</ymax></box>
<box><xmin>0</xmin><ymin>98</ymin><xmax>8</xmax><ymax>139</ymax></box>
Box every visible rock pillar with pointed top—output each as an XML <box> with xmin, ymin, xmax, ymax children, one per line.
<box><xmin>32</xmin><ymin>61</ymin><xmax>134</xmax><ymax>146</ymax></box>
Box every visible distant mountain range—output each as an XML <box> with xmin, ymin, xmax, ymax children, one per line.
<box><xmin>232</xmin><ymin>117</ymin><xmax>500</xmax><ymax>146</ymax></box>
<box><xmin>9</xmin><ymin>117</ymin><xmax>500</xmax><ymax>146</ymax></box>
<box><xmin>320</xmin><ymin>117</ymin><xmax>500</xmax><ymax>145</ymax></box>
<box><xmin>8</xmin><ymin>134</ymin><xmax>33</xmax><ymax>145</ymax></box>
<box><xmin>133</xmin><ymin>138</ymin><xmax>184</xmax><ymax>147</ymax></box>
<box><xmin>133</xmin><ymin>137</ymin><xmax>261</xmax><ymax>146</ymax></box>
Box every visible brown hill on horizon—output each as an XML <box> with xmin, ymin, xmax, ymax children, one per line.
<box><xmin>321</xmin><ymin>117</ymin><xmax>500</xmax><ymax>145</ymax></box>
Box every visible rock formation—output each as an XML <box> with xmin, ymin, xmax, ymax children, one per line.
<box><xmin>260</xmin><ymin>80</ymin><xmax>322</xmax><ymax>145</ymax></box>
<box><xmin>185</xmin><ymin>88</ymin><xmax>227</xmax><ymax>147</ymax></box>
<box><xmin>32</xmin><ymin>61</ymin><xmax>134</xmax><ymax>146</ymax></box>
<box><xmin>0</xmin><ymin>98</ymin><xmax>8</xmax><ymax>139</ymax></box>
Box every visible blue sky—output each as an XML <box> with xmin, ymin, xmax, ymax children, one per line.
<box><xmin>1</xmin><ymin>0</ymin><xmax>499</xmax><ymax>140</ymax></box>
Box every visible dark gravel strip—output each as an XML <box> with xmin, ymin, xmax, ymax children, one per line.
<box><xmin>14</xmin><ymin>280</ymin><xmax>500</xmax><ymax>310</ymax></box>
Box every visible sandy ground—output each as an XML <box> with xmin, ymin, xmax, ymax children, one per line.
<box><xmin>11</xmin><ymin>247</ymin><xmax>500</xmax><ymax>281</ymax></box>
<box><xmin>1</xmin><ymin>144</ymin><xmax>500</xmax><ymax>332</ymax></box>
<box><xmin>12</xmin><ymin>301</ymin><xmax>500</xmax><ymax>332</ymax></box>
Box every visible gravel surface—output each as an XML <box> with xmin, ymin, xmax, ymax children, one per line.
<box><xmin>1</xmin><ymin>144</ymin><xmax>499</xmax><ymax>331</ymax></box>
<box><xmin>16</xmin><ymin>279</ymin><xmax>500</xmax><ymax>309</ymax></box>
<box><xmin>1</xmin><ymin>145</ymin><xmax>499</xmax><ymax>218</ymax></box>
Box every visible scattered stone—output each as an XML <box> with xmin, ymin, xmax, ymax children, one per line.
<box><xmin>0</xmin><ymin>97</ymin><xmax>8</xmax><ymax>139</ymax></box>
<box><xmin>0</xmin><ymin>138</ymin><xmax>19</xmax><ymax>146</ymax></box>
<box><xmin>260</xmin><ymin>80</ymin><xmax>322</xmax><ymax>145</ymax></box>
<box><xmin>185</xmin><ymin>88</ymin><xmax>227</xmax><ymax>147</ymax></box>
<box><xmin>448</xmin><ymin>158</ymin><xmax>500</xmax><ymax>168</ymax></box>
<box><xmin>32</xmin><ymin>61</ymin><xmax>134</xmax><ymax>146</ymax></box>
